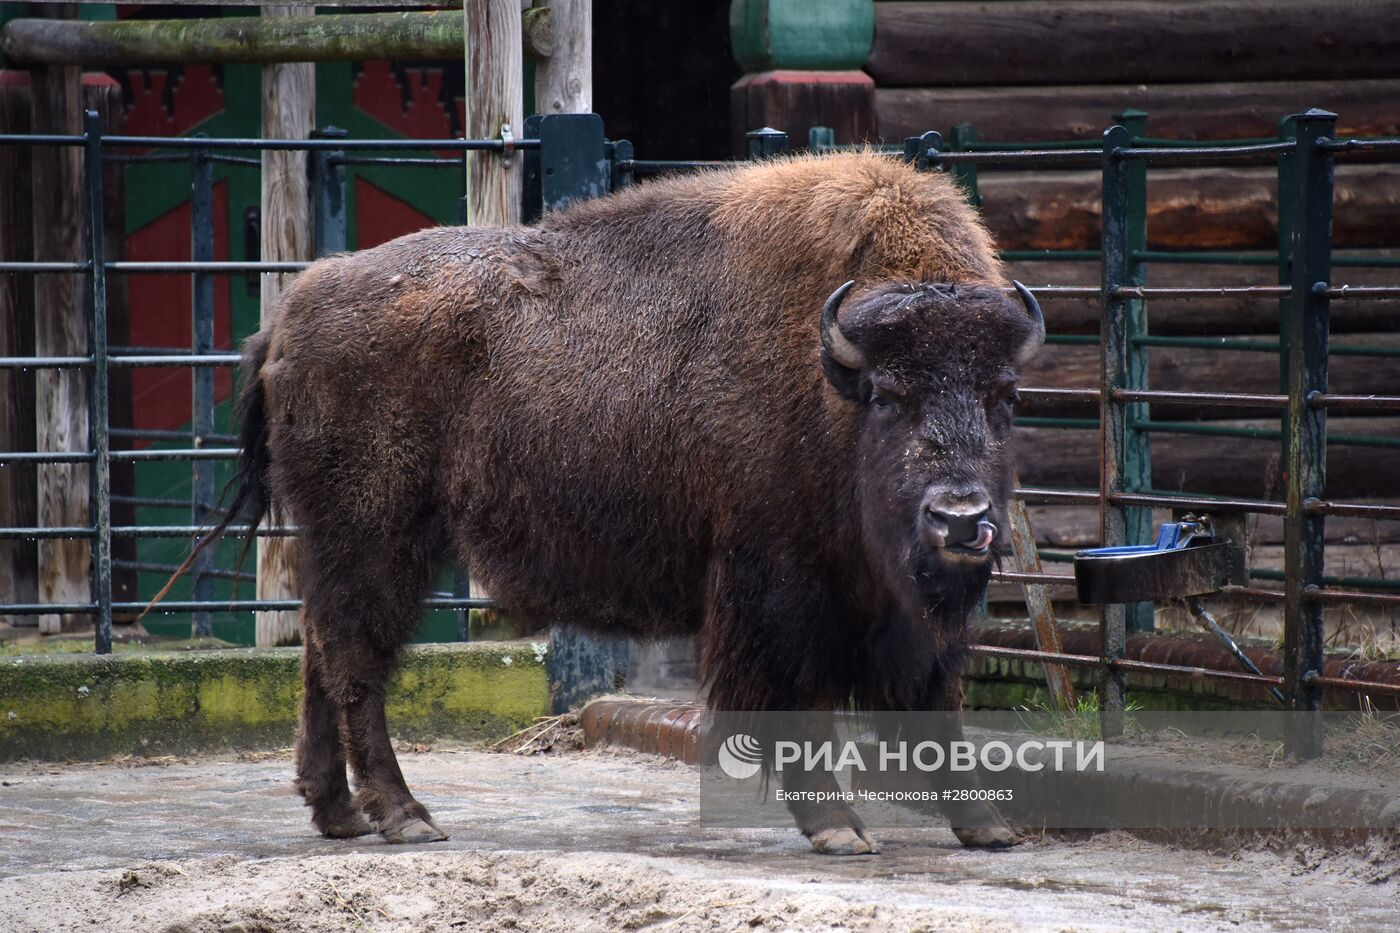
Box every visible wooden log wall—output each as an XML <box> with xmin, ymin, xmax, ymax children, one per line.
<box><xmin>869</xmin><ymin>0</ymin><xmax>1400</xmax><ymax>547</ymax></box>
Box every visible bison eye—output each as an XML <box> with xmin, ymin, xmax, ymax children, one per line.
<box><xmin>870</xmin><ymin>391</ymin><xmax>891</xmax><ymax>410</ymax></box>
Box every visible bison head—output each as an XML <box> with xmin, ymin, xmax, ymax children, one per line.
<box><xmin>820</xmin><ymin>280</ymin><xmax>1044</xmax><ymax>616</ymax></box>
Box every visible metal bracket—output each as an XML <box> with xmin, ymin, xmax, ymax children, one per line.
<box><xmin>500</xmin><ymin>122</ymin><xmax>515</xmax><ymax>168</ymax></box>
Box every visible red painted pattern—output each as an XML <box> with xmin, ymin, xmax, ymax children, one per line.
<box><xmin>355</xmin><ymin>176</ymin><xmax>438</xmax><ymax>250</ymax></box>
<box><xmin>353</xmin><ymin>60</ymin><xmax>465</xmax><ymax>156</ymax></box>
<box><xmin>119</xmin><ymin>66</ymin><xmax>224</xmax><ymax>148</ymax></box>
<box><xmin>123</xmin><ymin>183</ymin><xmax>233</xmax><ymax>441</ymax></box>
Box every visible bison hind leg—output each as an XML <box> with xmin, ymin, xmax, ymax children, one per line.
<box><xmin>295</xmin><ymin>633</ymin><xmax>374</xmax><ymax>838</ymax></box>
<box><xmin>297</xmin><ymin>513</ymin><xmax>451</xmax><ymax>845</ymax></box>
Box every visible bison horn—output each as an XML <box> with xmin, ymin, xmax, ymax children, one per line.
<box><xmin>1011</xmin><ymin>280</ymin><xmax>1046</xmax><ymax>364</ymax></box>
<box><xmin>820</xmin><ymin>280</ymin><xmax>866</xmax><ymax>370</ymax></box>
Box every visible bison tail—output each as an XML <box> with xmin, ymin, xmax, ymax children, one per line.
<box><xmin>137</xmin><ymin>331</ymin><xmax>276</xmax><ymax>621</ymax></box>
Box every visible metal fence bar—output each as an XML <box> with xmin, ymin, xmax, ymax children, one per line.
<box><xmin>190</xmin><ymin>143</ymin><xmax>216</xmax><ymax>638</ymax></box>
<box><xmin>1283</xmin><ymin>110</ymin><xmax>1337</xmax><ymax>759</ymax></box>
<box><xmin>84</xmin><ymin>111</ymin><xmax>113</xmax><ymax>655</ymax></box>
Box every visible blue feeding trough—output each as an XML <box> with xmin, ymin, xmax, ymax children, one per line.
<box><xmin>1073</xmin><ymin>518</ymin><xmax>1245</xmax><ymax>606</ymax></box>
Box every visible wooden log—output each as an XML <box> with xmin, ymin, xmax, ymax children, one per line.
<box><xmin>532</xmin><ymin>0</ymin><xmax>588</xmax><ymax>116</ymax></box>
<box><xmin>876</xmin><ymin>79</ymin><xmax>1400</xmax><ymax>145</ymax></box>
<box><xmin>868</xmin><ymin>1</ymin><xmax>1400</xmax><ymax>88</ymax></box>
<box><xmin>1005</xmin><ymin>259</ymin><xmax>1400</xmax><ymax>337</ymax></box>
<box><xmin>0</xmin><ymin>73</ymin><xmax>37</xmax><ymax>626</ymax></box>
<box><xmin>30</xmin><ymin>6</ymin><xmax>86</xmax><ymax>635</ymax></box>
<box><xmin>0</xmin><ymin>11</ymin><xmax>552</xmax><ymax>67</ymax></box>
<box><xmin>1018</xmin><ymin>334</ymin><xmax>1400</xmax><ymax>421</ymax></box>
<box><xmin>464</xmin><ymin>0</ymin><xmax>522</xmax><ymax>227</ymax></box>
<box><xmin>977</xmin><ymin>164</ymin><xmax>1400</xmax><ymax>252</ymax></box>
<box><xmin>1014</xmin><ymin>418</ymin><xmax>1400</xmax><ymax>501</ymax></box>
<box><xmin>730</xmin><ymin>70</ymin><xmax>876</xmax><ymax>156</ymax></box>
<box><xmin>255</xmin><ymin>6</ymin><xmax>313</xmax><ymax>648</ymax></box>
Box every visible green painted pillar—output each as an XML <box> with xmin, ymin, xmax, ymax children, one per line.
<box><xmin>728</xmin><ymin>0</ymin><xmax>876</xmax><ymax>154</ymax></box>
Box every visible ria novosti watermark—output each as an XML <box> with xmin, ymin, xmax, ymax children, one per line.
<box><xmin>717</xmin><ymin>733</ymin><xmax>1104</xmax><ymax>781</ymax></box>
<box><xmin>699</xmin><ymin>711</ymin><xmax>1400</xmax><ymax>831</ymax></box>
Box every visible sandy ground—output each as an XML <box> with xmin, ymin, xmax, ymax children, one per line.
<box><xmin>0</xmin><ymin>746</ymin><xmax>1395</xmax><ymax>932</ymax></box>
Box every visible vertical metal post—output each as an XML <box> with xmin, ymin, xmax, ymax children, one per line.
<box><xmin>190</xmin><ymin>141</ymin><xmax>215</xmax><ymax>637</ymax></box>
<box><xmin>905</xmin><ymin>131</ymin><xmax>941</xmax><ymax>172</ymax></box>
<box><xmin>947</xmin><ymin>122</ymin><xmax>981</xmax><ymax>207</ymax></box>
<box><xmin>83</xmin><ymin>110</ymin><xmax>112</xmax><ymax>655</ymax></box>
<box><xmin>312</xmin><ymin>127</ymin><xmax>348</xmax><ymax>257</ymax></box>
<box><xmin>808</xmin><ymin>126</ymin><xmax>835</xmax><ymax>153</ymax></box>
<box><xmin>609</xmin><ymin>139</ymin><xmax>634</xmax><ymax>191</ymax></box>
<box><xmin>453</xmin><ymin>569</ymin><xmax>472</xmax><ymax>642</ymax></box>
<box><xmin>1097</xmin><ymin>123</ymin><xmax>1132</xmax><ymax>734</ymax></box>
<box><xmin>746</xmin><ymin>127</ymin><xmax>788</xmax><ymax>159</ymax></box>
<box><xmin>1282</xmin><ymin>109</ymin><xmax>1335</xmax><ymax>759</ymax></box>
<box><xmin>1115</xmin><ymin>109</ymin><xmax>1153</xmax><ymax>634</ymax></box>
<box><xmin>538</xmin><ymin>113</ymin><xmax>627</xmax><ymax>712</ymax></box>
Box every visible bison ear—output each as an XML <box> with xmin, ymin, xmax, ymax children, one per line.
<box><xmin>821</xmin><ymin>353</ymin><xmax>865</xmax><ymax>401</ymax></box>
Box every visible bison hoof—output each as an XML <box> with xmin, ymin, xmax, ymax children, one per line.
<box><xmin>321</xmin><ymin>813</ymin><xmax>375</xmax><ymax>839</ymax></box>
<box><xmin>381</xmin><ymin>817</ymin><xmax>449</xmax><ymax>845</ymax></box>
<box><xmin>952</xmin><ymin>825</ymin><xmax>1021</xmax><ymax>849</ymax></box>
<box><xmin>808</xmin><ymin>827</ymin><xmax>880</xmax><ymax>856</ymax></box>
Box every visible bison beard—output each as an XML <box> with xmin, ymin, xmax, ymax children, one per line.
<box><xmin>203</xmin><ymin>152</ymin><xmax>1044</xmax><ymax>853</ymax></box>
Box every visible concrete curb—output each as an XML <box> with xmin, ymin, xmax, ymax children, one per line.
<box><xmin>581</xmin><ymin>697</ymin><xmax>1400</xmax><ymax>836</ymax></box>
<box><xmin>0</xmin><ymin>641</ymin><xmax>551</xmax><ymax>762</ymax></box>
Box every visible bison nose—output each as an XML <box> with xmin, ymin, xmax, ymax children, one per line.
<box><xmin>921</xmin><ymin>488</ymin><xmax>995</xmax><ymax>553</ymax></box>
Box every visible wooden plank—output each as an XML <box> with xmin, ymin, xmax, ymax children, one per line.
<box><xmin>0</xmin><ymin>73</ymin><xmax>37</xmax><ymax>626</ymax></box>
<box><xmin>1007</xmin><ymin>494</ymin><xmax>1076</xmax><ymax>712</ymax></box>
<box><xmin>977</xmin><ymin>164</ymin><xmax>1400</xmax><ymax>252</ymax></box>
<box><xmin>1014</xmin><ymin>417</ymin><xmax>1400</xmax><ymax>501</ymax></box>
<box><xmin>876</xmin><ymin>79</ymin><xmax>1400</xmax><ymax>144</ymax></box>
<box><xmin>464</xmin><ymin>0</ymin><xmax>522</xmax><ymax>227</ymax></box>
<box><xmin>255</xmin><ymin>5</ymin><xmax>314</xmax><ymax>648</ymax></box>
<box><xmin>869</xmin><ymin>1</ymin><xmax>1400</xmax><ymax>88</ymax></box>
<box><xmin>1005</xmin><ymin>259</ymin><xmax>1400</xmax><ymax>338</ymax></box>
<box><xmin>532</xmin><ymin>0</ymin><xmax>589</xmax><ymax>116</ymax></box>
<box><xmin>0</xmin><ymin>11</ymin><xmax>552</xmax><ymax>66</ymax></box>
<box><xmin>29</xmin><ymin>5</ymin><xmax>86</xmax><ymax>635</ymax></box>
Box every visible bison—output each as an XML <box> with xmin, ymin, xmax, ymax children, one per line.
<box><xmin>192</xmin><ymin>151</ymin><xmax>1044</xmax><ymax>854</ymax></box>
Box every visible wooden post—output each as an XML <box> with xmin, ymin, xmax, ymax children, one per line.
<box><xmin>533</xmin><ymin>0</ymin><xmax>589</xmax><ymax>115</ymax></box>
<box><xmin>255</xmin><ymin>5</ymin><xmax>314</xmax><ymax>647</ymax></box>
<box><xmin>29</xmin><ymin>5</ymin><xmax>86</xmax><ymax>634</ymax></box>
<box><xmin>0</xmin><ymin>73</ymin><xmax>37</xmax><ymax>626</ymax></box>
<box><xmin>464</xmin><ymin>0</ymin><xmax>522</xmax><ymax>226</ymax></box>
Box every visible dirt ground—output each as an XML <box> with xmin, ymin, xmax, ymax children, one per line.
<box><xmin>0</xmin><ymin>746</ymin><xmax>1395</xmax><ymax>932</ymax></box>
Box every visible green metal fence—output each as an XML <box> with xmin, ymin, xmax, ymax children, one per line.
<box><xmin>2</xmin><ymin>111</ymin><xmax>1399</xmax><ymax>751</ymax></box>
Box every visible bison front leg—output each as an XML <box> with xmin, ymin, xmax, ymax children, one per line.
<box><xmin>781</xmin><ymin>733</ymin><xmax>880</xmax><ymax>856</ymax></box>
<box><xmin>918</xmin><ymin>683</ymin><xmax>1020</xmax><ymax>849</ymax></box>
